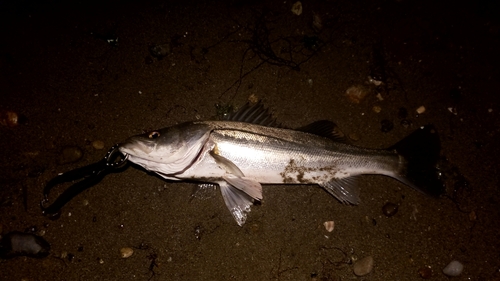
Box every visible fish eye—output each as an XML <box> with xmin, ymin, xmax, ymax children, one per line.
<box><xmin>148</xmin><ymin>131</ymin><xmax>160</xmax><ymax>139</ymax></box>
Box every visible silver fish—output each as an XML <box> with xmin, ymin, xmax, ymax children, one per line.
<box><xmin>119</xmin><ymin>102</ymin><xmax>442</xmax><ymax>226</ymax></box>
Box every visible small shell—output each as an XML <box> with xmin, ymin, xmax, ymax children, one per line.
<box><xmin>120</xmin><ymin>247</ymin><xmax>134</xmax><ymax>258</ymax></box>
<box><xmin>323</xmin><ymin>221</ymin><xmax>334</xmax><ymax>232</ymax></box>
<box><xmin>291</xmin><ymin>1</ymin><xmax>302</xmax><ymax>15</ymax></box>
<box><xmin>416</xmin><ymin>106</ymin><xmax>426</xmax><ymax>114</ymax></box>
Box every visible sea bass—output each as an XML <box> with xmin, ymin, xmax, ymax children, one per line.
<box><xmin>119</xmin><ymin>102</ymin><xmax>443</xmax><ymax>225</ymax></box>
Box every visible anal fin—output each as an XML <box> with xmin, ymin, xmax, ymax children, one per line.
<box><xmin>218</xmin><ymin>181</ymin><xmax>254</xmax><ymax>226</ymax></box>
<box><xmin>320</xmin><ymin>177</ymin><xmax>360</xmax><ymax>205</ymax></box>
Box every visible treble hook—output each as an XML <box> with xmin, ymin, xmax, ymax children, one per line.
<box><xmin>40</xmin><ymin>144</ymin><xmax>128</xmax><ymax>218</ymax></box>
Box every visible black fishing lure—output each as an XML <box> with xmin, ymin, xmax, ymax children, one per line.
<box><xmin>40</xmin><ymin>145</ymin><xmax>128</xmax><ymax>218</ymax></box>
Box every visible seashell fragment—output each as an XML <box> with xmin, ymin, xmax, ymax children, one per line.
<box><xmin>323</xmin><ymin>221</ymin><xmax>334</xmax><ymax>232</ymax></box>
<box><xmin>291</xmin><ymin>1</ymin><xmax>302</xmax><ymax>16</ymax></box>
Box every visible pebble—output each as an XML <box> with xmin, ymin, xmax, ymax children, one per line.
<box><xmin>382</xmin><ymin>202</ymin><xmax>399</xmax><ymax>217</ymax></box>
<box><xmin>372</xmin><ymin>106</ymin><xmax>381</xmax><ymax>113</ymax></box>
<box><xmin>120</xmin><ymin>247</ymin><xmax>134</xmax><ymax>258</ymax></box>
<box><xmin>92</xmin><ymin>140</ymin><xmax>105</xmax><ymax>150</ymax></box>
<box><xmin>443</xmin><ymin>260</ymin><xmax>463</xmax><ymax>277</ymax></box>
<box><xmin>353</xmin><ymin>256</ymin><xmax>374</xmax><ymax>276</ymax></box>
<box><xmin>58</xmin><ymin>146</ymin><xmax>83</xmax><ymax>165</ymax></box>
<box><xmin>0</xmin><ymin>231</ymin><xmax>51</xmax><ymax>258</ymax></box>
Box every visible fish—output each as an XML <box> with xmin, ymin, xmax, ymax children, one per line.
<box><xmin>118</xmin><ymin>102</ymin><xmax>443</xmax><ymax>226</ymax></box>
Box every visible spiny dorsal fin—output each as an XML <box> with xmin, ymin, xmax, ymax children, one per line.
<box><xmin>225</xmin><ymin>101</ymin><xmax>281</xmax><ymax>127</ymax></box>
<box><xmin>296</xmin><ymin>120</ymin><xmax>348</xmax><ymax>142</ymax></box>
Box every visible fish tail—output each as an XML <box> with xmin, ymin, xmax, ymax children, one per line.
<box><xmin>390</xmin><ymin>125</ymin><xmax>444</xmax><ymax>197</ymax></box>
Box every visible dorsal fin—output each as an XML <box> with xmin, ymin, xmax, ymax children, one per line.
<box><xmin>296</xmin><ymin>120</ymin><xmax>348</xmax><ymax>142</ymax></box>
<box><xmin>225</xmin><ymin>101</ymin><xmax>281</xmax><ymax>127</ymax></box>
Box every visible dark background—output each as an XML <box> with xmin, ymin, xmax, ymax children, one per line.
<box><xmin>1</xmin><ymin>0</ymin><xmax>499</xmax><ymax>280</ymax></box>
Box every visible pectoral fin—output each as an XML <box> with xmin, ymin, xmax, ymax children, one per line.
<box><xmin>209</xmin><ymin>149</ymin><xmax>244</xmax><ymax>177</ymax></box>
<box><xmin>209</xmin><ymin>149</ymin><xmax>263</xmax><ymax>200</ymax></box>
<box><xmin>218</xmin><ymin>181</ymin><xmax>253</xmax><ymax>226</ymax></box>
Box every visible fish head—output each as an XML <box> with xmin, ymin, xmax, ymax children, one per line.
<box><xmin>118</xmin><ymin>122</ymin><xmax>212</xmax><ymax>175</ymax></box>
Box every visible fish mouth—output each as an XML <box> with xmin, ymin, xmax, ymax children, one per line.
<box><xmin>118</xmin><ymin>137</ymin><xmax>156</xmax><ymax>159</ymax></box>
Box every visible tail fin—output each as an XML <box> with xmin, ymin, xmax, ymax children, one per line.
<box><xmin>390</xmin><ymin>125</ymin><xmax>444</xmax><ymax>197</ymax></box>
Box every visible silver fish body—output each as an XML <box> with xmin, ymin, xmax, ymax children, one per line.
<box><xmin>119</xmin><ymin>105</ymin><xmax>442</xmax><ymax>225</ymax></box>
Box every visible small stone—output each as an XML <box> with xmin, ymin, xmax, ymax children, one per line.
<box><xmin>376</xmin><ymin>93</ymin><xmax>384</xmax><ymax>101</ymax></box>
<box><xmin>382</xmin><ymin>202</ymin><xmax>398</xmax><ymax>217</ymax></box>
<box><xmin>353</xmin><ymin>256</ymin><xmax>374</xmax><ymax>276</ymax></box>
<box><xmin>120</xmin><ymin>247</ymin><xmax>134</xmax><ymax>258</ymax></box>
<box><xmin>92</xmin><ymin>140</ymin><xmax>105</xmax><ymax>150</ymax></box>
<box><xmin>0</xmin><ymin>232</ymin><xmax>51</xmax><ymax>259</ymax></box>
<box><xmin>323</xmin><ymin>221</ymin><xmax>334</xmax><ymax>232</ymax></box>
<box><xmin>372</xmin><ymin>106</ymin><xmax>381</xmax><ymax>113</ymax></box>
<box><xmin>443</xmin><ymin>260</ymin><xmax>463</xmax><ymax>277</ymax></box>
<box><xmin>416</xmin><ymin>106</ymin><xmax>426</xmax><ymax>114</ymax></box>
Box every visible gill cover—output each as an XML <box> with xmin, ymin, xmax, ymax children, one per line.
<box><xmin>119</xmin><ymin>123</ymin><xmax>212</xmax><ymax>176</ymax></box>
